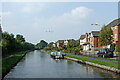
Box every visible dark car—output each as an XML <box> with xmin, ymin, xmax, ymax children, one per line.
<box><xmin>97</xmin><ymin>48</ymin><xmax>113</xmax><ymax>58</ymax></box>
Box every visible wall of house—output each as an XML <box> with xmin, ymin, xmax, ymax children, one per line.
<box><xmin>57</xmin><ymin>42</ymin><xmax>64</xmax><ymax>48</ymax></box>
<box><xmin>112</xmin><ymin>24</ymin><xmax>120</xmax><ymax>46</ymax></box>
<box><xmin>83</xmin><ymin>45</ymin><xmax>89</xmax><ymax>51</ymax></box>
<box><xmin>93</xmin><ymin>37</ymin><xmax>99</xmax><ymax>48</ymax></box>
<box><xmin>85</xmin><ymin>33</ymin><xmax>88</xmax><ymax>43</ymax></box>
<box><xmin>118</xmin><ymin>24</ymin><xmax>120</xmax><ymax>45</ymax></box>
<box><xmin>80</xmin><ymin>38</ymin><xmax>86</xmax><ymax>45</ymax></box>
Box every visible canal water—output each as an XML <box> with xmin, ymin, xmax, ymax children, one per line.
<box><xmin>4</xmin><ymin>50</ymin><xmax>120</xmax><ymax>78</ymax></box>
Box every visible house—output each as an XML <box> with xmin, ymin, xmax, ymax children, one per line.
<box><xmin>57</xmin><ymin>40</ymin><xmax>64</xmax><ymax>48</ymax></box>
<box><xmin>80</xmin><ymin>35</ymin><xmax>86</xmax><ymax>46</ymax></box>
<box><xmin>89</xmin><ymin>31</ymin><xmax>100</xmax><ymax>48</ymax></box>
<box><xmin>80</xmin><ymin>34</ymin><xmax>90</xmax><ymax>50</ymax></box>
<box><xmin>106</xmin><ymin>18</ymin><xmax>120</xmax><ymax>46</ymax></box>
<box><xmin>80</xmin><ymin>31</ymin><xmax>100</xmax><ymax>51</ymax></box>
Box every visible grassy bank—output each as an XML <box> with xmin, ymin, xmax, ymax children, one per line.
<box><xmin>76</xmin><ymin>54</ymin><xmax>118</xmax><ymax>61</ymax></box>
<box><xmin>65</xmin><ymin>55</ymin><xmax>119</xmax><ymax>69</ymax></box>
<box><xmin>2</xmin><ymin>50</ymin><xmax>31</xmax><ymax>78</ymax></box>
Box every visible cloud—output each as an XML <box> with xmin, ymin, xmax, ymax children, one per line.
<box><xmin>45</xmin><ymin>6</ymin><xmax>94</xmax><ymax>40</ymax></box>
<box><xmin>49</xmin><ymin>6</ymin><xmax>93</xmax><ymax>26</ymax></box>
<box><xmin>22</xmin><ymin>4</ymin><xmax>46</xmax><ymax>13</ymax></box>
<box><xmin>63</xmin><ymin>6</ymin><xmax>93</xmax><ymax>19</ymax></box>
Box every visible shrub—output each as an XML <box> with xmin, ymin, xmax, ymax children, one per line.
<box><xmin>114</xmin><ymin>45</ymin><xmax>118</xmax><ymax>53</ymax></box>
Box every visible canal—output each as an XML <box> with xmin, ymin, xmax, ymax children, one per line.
<box><xmin>4</xmin><ymin>50</ymin><xmax>120</xmax><ymax>78</ymax></box>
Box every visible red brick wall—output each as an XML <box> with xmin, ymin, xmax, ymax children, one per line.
<box><xmin>92</xmin><ymin>37</ymin><xmax>99</xmax><ymax>48</ymax></box>
<box><xmin>86</xmin><ymin>33</ymin><xmax>88</xmax><ymax>43</ymax></box>
<box><xmin>118</xmin><ymin>24</ymin><xmax>120</xmax><ymax>46</ymax></box>
<box><xmin>112</xmin><ymin>24</ymin><xmax>120</xmax><ymax>45</ymax></box>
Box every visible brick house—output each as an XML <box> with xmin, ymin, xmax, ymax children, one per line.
<box><xmin>80</xmin><ymin>35</ymin><xmax>86</xmax><ymax>49</ymax></box>
<box><xmin>89</xmin><ymin>31</ymin><xmax>100</xmax><ymax>48</ymax></box>
<box><xmin>80</xmin><ymin>34</ymin><xmax>90</xmax><ymax>50</ymax></box>
<box><xmin>57</xmin><ymin>40</ymin><xmax>64</xmax><ymax>48</ymax></box>
<box><xmin>106</xmin><ymin>18</ymin><xmax>120</xmax><ymax>46</ymax></box>
<box><xmin>80</xmin><ymin>31</ymin><xmax>100</xmax><ymax>51</ymax></box>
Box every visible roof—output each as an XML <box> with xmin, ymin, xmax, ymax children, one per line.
<box><xmin>80</xmin><ymin>35</ymin><xmax>85</xmax><ymax>40</ymax></box>
<box><xmin>91</xmin><ymin>31</ymin><xmax>99</xmax><ymax>37</ymax></box>
<box><xmin>106</xmin><ymin>18</ymin><xmax>120</xmax><ymax>27</ymax></box>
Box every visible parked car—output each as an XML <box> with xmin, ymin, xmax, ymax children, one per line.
<box><xmin>97</xmin><ymin>48</ymin><xmax>113</xmax><ymax>58</ymax></box>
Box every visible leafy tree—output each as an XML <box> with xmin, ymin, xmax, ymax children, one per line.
<box><xmin>114</xmin><ymin>45</ymin><xmax>118</xmax><ymax>52</ymax></box>
<box><xmin>110</xmin><ymin>44</ymin><xmax>115</xmax><ymax>51</ymax></box>
<box><xmin>1</xmin><ymin>32</ymin><xmax>35</xmax><ymax>55</ymax></box>
<box><xmin>47</xmin><ymin>42</ymin><xmax>54</xmax><ymax>47</ymax></box>
<box><xmin>36</xmin><ymin>40</ymin><xmax>48</xmax><ymax>49</ymax></box>
<box><xmin>16</xmin><ymin>34</ymin><xmax>25</xmax><ymax>42</ymax></box>
<box><xmin>67</xmin><ymin>41</ymin><xmax>75</xmax><ymax>48</ymax></box>
<box><xmin>99</xmin><ymin>25</ymin><xmax>113</xmax><ymax>47</ymax></box>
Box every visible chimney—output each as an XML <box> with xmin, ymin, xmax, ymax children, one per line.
<box><xmin>86</xmin><ymin>33</ymin><xmax>88</xmax><ymax>43</ymax></box>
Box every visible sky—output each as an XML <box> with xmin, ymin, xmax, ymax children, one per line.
<box><xmin>1</xmin><ymin>2</ymin><xmax>118</xmax><ymax>44</ymax></box>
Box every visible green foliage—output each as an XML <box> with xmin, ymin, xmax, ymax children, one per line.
<box><xmin>114</xmin><ymin>45</ymin><xmax>118</xmax><ymax>52</ymax></box>
<box><xmin>47</xmin><ymin>42</ymin><xmax>54</xmax><ymax>47</ymax></box>
<box><xmin>110</xmin><ymin>44</ymin><xmax>115</xmax><ymax>51</ymax></box>
<box><xmin>99</xmin><ymin>25</ymin><xmax>113</xmax><ymax>46</ymax></box>
<box><xmin>36</xmin><ymin>40</ymin><xmax>48</xmax><ymax>49</ymax></box>
<box><xmin>16</xmin><ymin>34</ymin><xmax>25</xmax><ymax>42</ymax></box>
<box><xmin>1</xmin><ymin>32</ymin><xmax>35</xmax><ymax>56</ymax></box>
<box><xmin>43</xmin><ymin>40</ymin><xmax>82</xmax><ymax>54</ymax></box>
<box><xmin>2</xmin><ymin>51</ymin><xmax>30</xmax><ymax>76</ymax></box>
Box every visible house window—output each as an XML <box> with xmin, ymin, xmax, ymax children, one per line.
<box><xmin>115</xmin><ymin>26</ymin><xmax>117</xmax><ymax>30</ymax></box>
<box><xmin>115</xmin><ymin>34</ymin><xmax>117</xmax><ymax>39</ymax></box>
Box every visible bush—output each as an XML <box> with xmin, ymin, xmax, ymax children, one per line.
<box><xmin>114</xmin><ymin>45</ymin><xmax>118</xmax><ymax>53</ymax></box>
<box><xmin>110</xmin><ymin>44</ymin><xmax>115</xmax><ymax>51</ymax></box>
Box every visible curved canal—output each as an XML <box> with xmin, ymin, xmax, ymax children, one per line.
<box><xmin>4</xmin><ymin>50</ymin><xmax>120</xmax><ymax>78</ymax></box>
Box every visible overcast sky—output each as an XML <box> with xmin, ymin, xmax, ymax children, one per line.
<box><xmin>1</xmin><ymin>2</ymin><xmax>118</xmax><ymax>44</ymax></box>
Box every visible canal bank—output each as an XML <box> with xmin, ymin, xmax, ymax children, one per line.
<box><xmin>2</xmin><ymin>50</ymin><xmax>31</xmax><ymax>79</ymax></box>
<box><xmin>43</xmin><ymin>50</ymin><xmax>120</xmax><ymax>74</ymax></box>
<box><xmin>64</xmin><ymin>55</ymin><xmax>120</xmax><ymax>74</ymax></box>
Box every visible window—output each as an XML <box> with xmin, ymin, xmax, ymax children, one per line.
<box><xmin>115</xmin><ymin>26</ymin><xmax>117</xmax><ymax>30</ymax></box>
<box><xmin>115</xmin><ymin>34</ymin><xmax>117</xmax><ymax>39</ymax></box>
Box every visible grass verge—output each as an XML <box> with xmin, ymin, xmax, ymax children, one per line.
<box><xmin>65</xmin><ymin>55</ymin><xmax>119</xmax><ymax>69</ymax></box>
<box><xmin>77</xmin><ymin>54</ymin><xmax>118</xmax><ymax>61</ymax></box>
<box><xmin>2</xmin><ymin>50</ymin><xmax>31</xmax><ymax>78</ymax></box>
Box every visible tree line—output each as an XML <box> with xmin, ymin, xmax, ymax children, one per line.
<box><xmin>0</xmin><ymin>32</ymin><xmax>35</xmax><ymax>56</ymax></box>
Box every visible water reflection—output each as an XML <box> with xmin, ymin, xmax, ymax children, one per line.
<box><xmin>4</xmin><ymin>50</ymin><xmax>120</xmax><ymax>78</ymax></box>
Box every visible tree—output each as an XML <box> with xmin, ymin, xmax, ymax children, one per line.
<box><xmin>99</xmin><ymin>25</ymin><xmax>113</xmax><ymax>47</ymax></box>
<box><xmin>114</xmin><ymin>45</ymin><xmax>118</xmax><ymax>53</ymax></box>
<box><xmin>47</xmin><ymin>42</ymin><xmax>54</xmax><ymax>47</ymax></box>
<box><xmin>1</xmin><ymin>31</ymin><xmax>35</xmax><ymax>55</ymax></box>
<box><xmin>36</xmin><ymin>40</ymin><xmax>48</xmax><ymax>49</ymax></box>
<box><xmin>16</xmin><ymin>34</ymin><xmax>25</xmax><ymax>42</ymax></box>
<box><xmin>67</xmin><ymin>41</ymin><xmax>75</xmax><ymax>48</ymax></box>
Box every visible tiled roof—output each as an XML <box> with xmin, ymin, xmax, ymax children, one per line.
<box><xmin>106</xmin><ymin>18</ymin><xmax>120</xmax><ymax>27</ymax></box>
<box><xmin>80</xmin><ymin>35</ymin><xmax>85</xmax><ymax>40</ymax></box>
<box><xmin>91</xmin><ymin>31</ymin><xmax>99</xmax><ymax>37</ymax></box>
